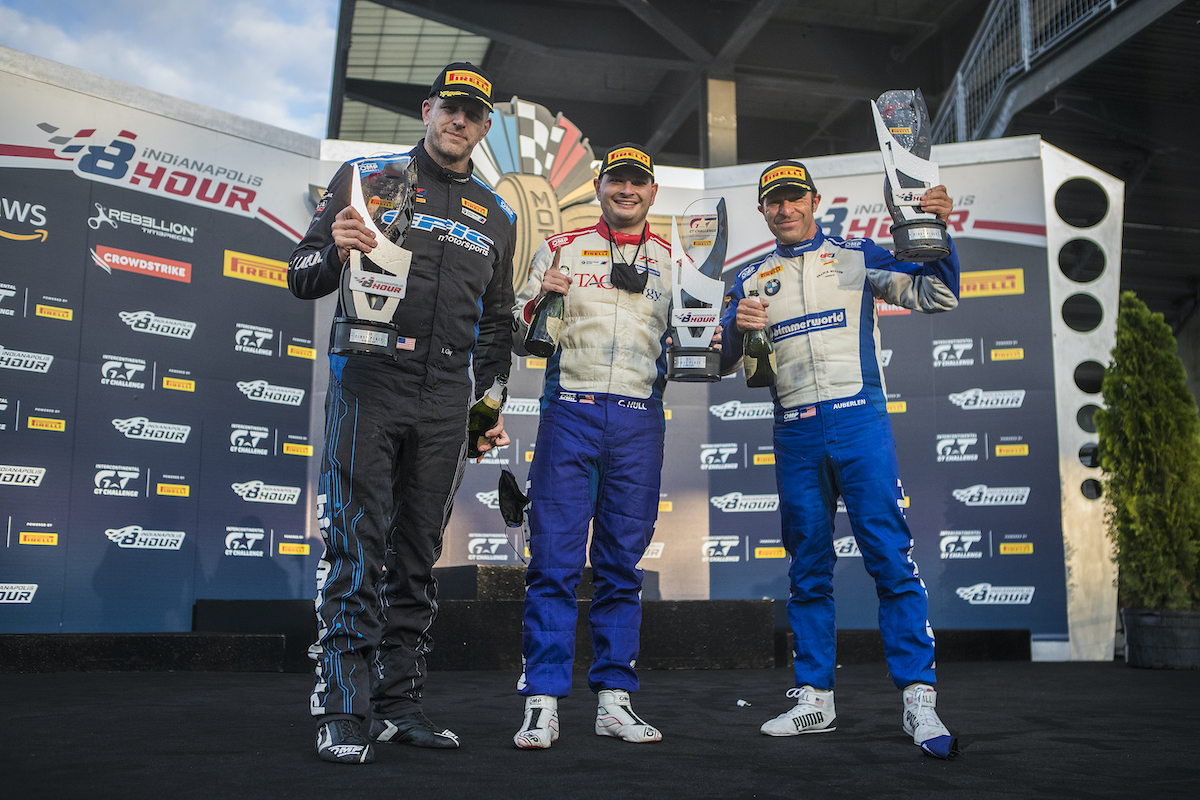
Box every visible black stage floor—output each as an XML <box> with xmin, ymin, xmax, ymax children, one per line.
<box><xmin>5</xmin><ymin>661</ymin><xmax>1199</xmax><ymax>799</ymax></box>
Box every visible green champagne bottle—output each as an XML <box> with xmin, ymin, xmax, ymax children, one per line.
<box><xmin>467</xmin><ymin>375</ymin><xmax>507</xmax><ymax>459</ymax></box>
<box><xmin>743</xmin><ymin>288</ymin><xmax>776</xmax><ymax>388</ymax></box>
<box><xmin>524</xmin><ymin>260</ymin><xmax>570</xmax><ymax>358</ymax></box>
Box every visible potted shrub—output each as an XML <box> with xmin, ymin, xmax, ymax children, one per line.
<box><xmin>1095</xmin><ymin>291</ymin><xmax>1200</xmax><ymax>667</ymax></box>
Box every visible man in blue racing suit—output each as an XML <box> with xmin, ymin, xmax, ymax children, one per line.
<box><xmin>720</xmin><ymin>160</ymin><xmax>962</xmax><ymax>759</ymax></box>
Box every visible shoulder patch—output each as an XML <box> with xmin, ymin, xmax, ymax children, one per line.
<box><xmin>547</xmin><ymin>225</ymin><xmax>599</xmax><ymax>252</ymax></box>
<box><xmin>735</xmin><ymin>255</ymin><xmax>770</xmax><ymax>283</ymax></box>
<box><xmin>828</xmin><ymin>235</ymin><xmax>866</xmax><ymax>251</ymax></box>
<box><xmin>470</xmin><ymin>175</ymin><xmax>516</xmax><ymax>225</ymax></box>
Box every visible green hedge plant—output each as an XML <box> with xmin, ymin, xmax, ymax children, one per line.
<box><xmin>1095</xmin><ymin>291</ymin><xmax>1200</xmax><ymax>610</ymax></box>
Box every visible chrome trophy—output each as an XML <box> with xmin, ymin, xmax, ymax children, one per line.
<box><xmin>667</xmin><ymin>197</ymin><xmax>727</xmax><ymax>382</ymax></box>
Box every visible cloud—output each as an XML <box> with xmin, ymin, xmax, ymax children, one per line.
<box><xmin>0</xmin><ymin>0</ymin><xmax>336</xmax><ymax>137</ymax></box>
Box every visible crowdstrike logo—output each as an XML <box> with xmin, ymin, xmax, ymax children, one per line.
<box><xmin>232</xmin><ymin>480</ymin><xmax>301</xmax><ymax>505</ymax></box>
<box><xmin>709</xmin><ymin>492</ymin><xmax>779</xmax><ymax>513</ymax></box>
<box><xmin>940</xmin><ymin>531</ymin><xmax>984</xmax><ymax>559</ymax></box>
<box><xmin>100</xmin><ymin>355</ymin><xmax>146</xmax><ymax>388</ymax></box>
<box><xmin>224</xmin><ymin>528</ymin><xmax>265</xmax><ymax>557</ymax></box>
<box><xmin>948</xmin><ymin>388</ymin><xmax>1025</xmax><ymax>410</ymax></box>
<box><xmin>703</xmin><ymin>536</ymin><xmax>741</xmax><ymax>562</ymax></box>
<box><xmin>90</xmin><ymin>245</ymin><xmax>191</xmax><ymax>283</ymax></box>
<box><xmin>833</xmin><ymin>535</ymin><xmax>862</xmax><ymax>557</ymax></box>
<box><xmin>936</xmin><ymin>434</ymin><xmax>979</xmax><ymax>462</ymax></box>
<box><xmin>0</xmin><ymin>465</ymin><xmax>46</xmax><ymax>487</ymax></box>
<box><xmin>700</xmin><ymin>443</ymin><xmax>739</xmax><ymax>471</ymax></box>
<box><xmin>94</xmin><ymin>464</ymin><xmax>140</xmax><ymax>497</ymax></box>
<box><xmin>112</xmin><ymin>416</ymin><xmax>191</xmax><ymax>443</ymax></box>
<box><xmin>119</xmin><ymin>310</ymin><xmax>196</xmax><ymax>339</ymax></box>
<box><xmin>234</xmin><ymin>324</ymin><xmax>274</xmax><ymax>356</ymax></box>
<box><xmin>0</xmin><ymin>583</ymin><xmax>38</xmax><ymax>603</ymax></box>
<box><xmin>105</xmin><ymin>525</ymin><xmax>186</xmax><ymax>550</ymax></box>
<box><xmin>0</xmin><ymin>345</ymin><xmax>53</xmax><ymax>373</ymax></box>
<box><xmin>956</xmin><ymin>583</ymin><xmax>1035</xmax><ymax>605</ymax></box>
<box><xmin>468</xmin><ymin>534</ymin><xmax>510</xmax><ymax>561</ymax></box>
<box><xmin>230</xmin><ymin>424</ymin><xmax>270</xmax><ymax>455</ymax></box>
<box><xmin>932</xmin><ymin>338</ymin><xmax>975</xmax><ymax>367</ymax></box>
<box><xmin>709</xmin><ymin>401</ymin><xmax>774</xmax><ymax>421</ymax></box>
<box><xmin>952</xmin><ymin>484</ymin><xmax>1030</xmax><ymax>506</ymax></box>
<box><xmin>236</xmin><ymin>380</ymin><xmax>305</xmax><ymax>406</ymax></box>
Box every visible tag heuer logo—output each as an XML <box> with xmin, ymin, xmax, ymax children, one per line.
<box><xmin>709</xmin><ymin>492</ymin><xmax>779</xmax><ymax>512</ymax></box>
<box><xmin>948</xmin><ymin>388</ymin><xmax>1025</xmax><ymax>409</ymax></box>
<box><xmin>105</xmin><ymin>525</ymin><xmax>185</xmax><ymax>550</ymax></box>
<box><xmin>0</xmin><ymin>345</ymin><xmax>54</xmax><ymax>373</ymax></box>
<box><xmin>111</xmin><ymin>416</ymin><xmax>191</xmax><ymax>443</ymax></box>
<box><xmin>231</xmin><ymin>480</ymin><xmax>301</xmax><ymax>505</ymax></box>
<box><xmin>118</xmin><ymin>310</ymin><xmax>196</xmax><ymax>339</ymax></box>
<box><xmin>236</xmin><ymin>379</ymin><xmax>305</xmax><ymax>406</ymax></box>
<box><xmin>940</xmin><ymin>531</ymin><xmax>983</xmax><ymax>559</ymax></box>
<box><xmin>952</xmin><ymin>484</ymin><xmax>1030</xmax><ymax>506</ymax></box>
<box><xmin>956</xmin><ymin>582</ymin><xmax>1035</xmax><ymax>605</ymax></box>
<box><xmin>708</xmin><ymin>401</ymin><xmax>774</xmax><ymax>421</ymax></box>
<box><xmin>0</xmin><ymin>465</ymin><xmax>46</xmax><ymax>487</ymax></box>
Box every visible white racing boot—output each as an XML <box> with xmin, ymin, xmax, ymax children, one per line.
<box><xmin>513</xmin><ymin>694</ymin><xmax>559</xmax><ymax>750</ymax></box>
<box><xmin>595</xmin><ymin>689</ymin><xmax>662</xmax><ymax>743</ymax></box>
<box><xmin>760</xmin><ymin>685</ymin><xmax>837</xmax><ymax>736</ymax></box>
<box><xmin>902</xmin><ymin>683</ymin><xmax>961</xmax><ymax>759</ymax></box>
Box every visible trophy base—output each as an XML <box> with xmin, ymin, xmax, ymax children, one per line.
<box><xmin>890</xmin><ymin>218</ymin><xmax>950</xmax><ymax>262</ymax></box>
<box><xmin>330</xmin><ymin>317</ymin><xmax>399</xmax><ymax>360</ymax></box>
<box><xmin>667</xmin><ymin>347</ymin><xmax>722</xmax><ymax>382</ymax></box>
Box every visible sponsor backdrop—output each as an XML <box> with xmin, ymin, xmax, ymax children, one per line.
<box><xmin>2</xmin><ymin>53</ymin><xmax>1120</xmax><ymax>658</ymax></box>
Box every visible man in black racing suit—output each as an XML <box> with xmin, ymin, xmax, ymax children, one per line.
<box><xmin>287</xmin><ymin>63</ymin><xmax>516</xmax><ymax>765</ymax></box>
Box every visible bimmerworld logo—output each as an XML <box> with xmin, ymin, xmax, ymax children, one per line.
<box><xmin>236</xmin><ymin>380</ymin><xmax>305</xmax><ymax>406</ymax></box>
<box><xmin>948</xmin><ymin>388</ymin><xmax>1025</xmax><ymax>410</ymax></box>
<box><xmin>105</xmin><ymin>525</ymin><xmax>185</xmax><ymax>550</ymax></box>
<box><xmin>932</xmin><ymin>338</ymin><xmax>974</xmax><ymax>367</ymax></box>
<box><xmin>955</xmin><ymin>583</ymin><xmax>1035</xmax><ymax>605</ymax></box>
<box><xmin>833</xmin><ymin>535</ymin><xmax>861</xmax><ymax>558</ymax></box>
<box><xmin>112</xmin><ymin>417</ymin><xmax>191</xmax><ymax>443</ymax></box>
<box><xmin>0</xmin><ymin>583</ymin><xmax>38</xmax><ymax>603</ymax></box>
<box><xmin>230</xmin><ymin>424</ymin><xmax>270</xmax><ymax>455</ymax></box>
<box><xmin>119</xmin><ymin>310</ymin><xmax>196</xmax><ymax>339</ymax></box>
<box><xmin>940</xmin><ymin>531</ymin><xmax>983</xmax><ymax>559</ymax></box>
<box><xmin>771</xmin><ymin>309</ymin><xmax>846</xmax><ymax>342</ymax></box>
<box><xmin>234</xmin><ymin>324</ymin><xmax>274</xmax><ymax>355</ymax></box>
<box><xmin>224</xmin><ymin>527</ymin><xmax>265</xmax><ymax>557</ymax></box>
<box><xmin>936</xmin><ymin>434</ymin><xmax>979</xmax><ymax>463</ymax></box>
<box><xmin>703</xmin><ymin>536</ymin><xmax>741</xmax><ymax>563</ymax></box>
<box><xmin>701</xmin><ymin>443</ymin><xmax>739</xmax><ymax>471</ymax></box>
<box><xmin>232</xmin><ymin>480</ymin><xmax>301</xmax><ymax>505</ymax></box>
<box><xmin>468</xmin><ymin>534</ymin><xmax>510</xmax><ymax>562</ymax></box>
<box><xmin>94</xmin><ymin>464</ymin><xmax>140</xmax><ymax>497</ymax></box>
<box><xmin>709</xmin><ymin>401</ymin><xmax>774</xmax><ymax>421</ymax></box>
<box><xmin>1</xmin><ymin>465</ymin><xmax>46</xmax><ymax>487</ymax></box>
<box><xmin>709</xmin><ymin>492</ymin><xmax>779</xmax><ymax>513</ymax></box>
<box><xmin>0</xmin><ymin>344</ymin><xmax>54</xmax><ymax>373</ymax></box>
<box><xmin>952</xmin><ymin>484</ymin><xmax>1030</xmax><ymax>506</ymax></box>
<box><xmin>100</xmin><ymin>355</ymin><xmax>146</xmax><ymax>388</ymax></box>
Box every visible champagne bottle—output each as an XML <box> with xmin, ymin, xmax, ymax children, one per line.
<box><xmin>743</xmin><ymin>288</ymin><xmax>776</xmax><ymax>388</ymax></box>
<box><xmin>467</xmin><ymin>375</ymin><xmax>507</xmax><ymax>459</ymax></box>
<box><xmin>524</xmin><ymin>255</ymin><xmax>570</xmax><ymax>358</ymax></box>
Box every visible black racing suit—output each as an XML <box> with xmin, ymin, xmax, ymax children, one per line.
<box><xmin>288</xmin><ymin>141</ymin><xmax>515</xmax><ymax>724</ymax></box>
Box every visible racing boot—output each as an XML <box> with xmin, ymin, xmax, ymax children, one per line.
<box><xmin>902</xmin><ymin>683</ymin><xmax>961</xmax><ymax>759</ymax></box>
<box><xmin>369</xmin><ymin>710</ymin><xmax>460</xmax><ymax>749</ymax></box>
<box><xmin>595</xmin><ymin>688</ymin><xmax>662</xmax><ymax>743</ymax></box>
<box><xmin>316</xmin><ymin>718</ymin><xmax>376</xmax><ymax>764</ymax></box>
<box><xmin>513</xmin><ymin>694</ymin><xmax>560</xmax><ymax>749</ymax></box>
<box><xmin>760</xmin><ymin>685</ymin><xmax>836</xmax><ymax>736</ymax></box>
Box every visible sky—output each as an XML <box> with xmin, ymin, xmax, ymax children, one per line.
<box><xmin>0</xmin><ymin>0</ymin><xmax>338</xmax><ymax>138</ymax></box>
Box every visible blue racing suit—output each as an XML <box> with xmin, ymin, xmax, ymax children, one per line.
<box><xmin>720</xmin><ymin>226</ymin><xmax>959</xmax><ymax>690</ymax></box>
<box><xmin>513</xmin><ymin>219</ymin><xmax>672</xmax><ymax>696</ymax></box>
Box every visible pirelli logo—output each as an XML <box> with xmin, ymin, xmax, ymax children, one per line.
<box><xmin>525</xmin><ymin>357</ymin><xmax>547</xmax><ymax>370</ymax></box>
<box><xmin>753</xmin><ymin>453</ymin><xmax>776</xmax><ymax>465</ymax></box>
<box><xmin>462</xmin><ymin>198</ymin><xmax>488</xmax><ymax>218</ymax></box>
<box><xmin>658</xmin><ymin>501</ymin><xmax>673</xmax><ymax>513</ymax></box>
<box><xmin>961</xmin><ymin>269</ymin><xmax>1025</xmax><ymax>298</ymax></box>
<box><xmin>887</xmin><ymin>401</ymin><xmax>907</xmax><ymax>414</ymax></box>
<box><xmin>607</xmin><ymin>146</ymin><xmax>651</xmax><ymax>168</ymax></box>
<box><xmin>283</xmin><ymin>442</ymin><xmax>313</xmax><ymax>457</ymax></box>
<box><xmin>157</xmin><ymin>483</ymin><xmax>190</xmax><ymax>497</ymax></box>
<box><xmin>163</xmin><ymin>377</ymin><xmax>195</xmax><ymax>392</ymax></box>
<box><xmin>991</xmin><ymin>348</ymin><xmax>1024</xmax><ymax>361</ymax></box>
<box><xmin>445</xmin><ymin>69</ymin><xmax>491</xmax><ymax>94</ymax></box>
<box><xmin>889</xmin><ymin>126</ymin><xmax>913</xmax><ymax>134</ymax></box>
<box><xmin>19</xmin><ymin>532</ymin><xmax>58</xmax><ymax>546</ymax></box>
<box><xmin>995</xmin><ymin>444</ymin><xmax>1029</xmax><ymax>457</ymax></box>
<box><xmin>581</xmin><ymin>249</ymin><xmax>607</xmax><ymax>257</ymax></box>
<box><xmin>279</xmin><ymin>542</ymin><xmax>310</xmax><ymax>556</ymax></box>
<box><xmin>36</xmin><ymin>304</ymin><xmax>73</xmax><ymax>321</ymax></box>
<box><xmin>761</xmin><ymin>165</ymin><xmax>807</xmax><ymax>185</ymax></box>
<box><xmin>223</xmin><ymin>250</ymin><xmax>288</xmax><ymax>288</ymax></box>
<box><xmin>525</xmin><ymin>451</ymin><xmax>535</xmax><ymax>462</ymax></box>
<box><xmin>28</xmin><ymin>416</ymin><xmax>65</xmax><ymax>432</ymax></box>
<box><xmin>758</xmin><ymin>264</ymin><xmax>783</xmax><ymax>279</ymax></box>
<box><xmin>755</xmin><ymin>546</ymin><xmax>786</xmax><ymax>559</ymax></box>
<box><xmin>287</xmin><ymin>344</ymin><xmax>316</xmax><ymax>359</ymax></box>
<box><xmin>1000</xmin><ymin>542</ymin><xmax>1034</xmax><ymax>555</ymax></box>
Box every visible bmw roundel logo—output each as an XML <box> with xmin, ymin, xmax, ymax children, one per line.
<box><xmin>765</xmin><ymin>278</ymin><xmax>782</xmax><ymax>296</ymax></box>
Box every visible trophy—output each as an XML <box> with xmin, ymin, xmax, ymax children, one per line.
<box><xmin>667</xmin><ymin>197</ymin><xmax>727</xmax><ymax>382</ymax></box>
<box><xmin>870</xmin><ymin>89</ymin><xmax>950</xmax><ymax>262</ymax></box>
<box><xmin>330</xmin><ymin>156</ymin><xmax>419</xmax><ymax>359</ymax></box>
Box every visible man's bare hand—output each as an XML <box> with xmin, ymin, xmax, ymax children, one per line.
<box><xmin>537</xmin><ymin>248</ymin><xmax>569</xmax><ymax>302</ymax></box>
<box><xmin>736</xmin><ymin>295</ymin><xmax>770</xmax><ymax>333</ymax></box>
<box><xmin>474</xmin><ymin>414</ymin><xmax>511</xmax><ymax>463</ymax></box>
<box><xmin>333</xmin><ymin>206</ymin><xmax>377</xmax><ymax>264</ymax></box>
<box><xmin>921</xmin><ymin>185</ymin><xmax>954</xmax><ymax>222</ymax></box>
